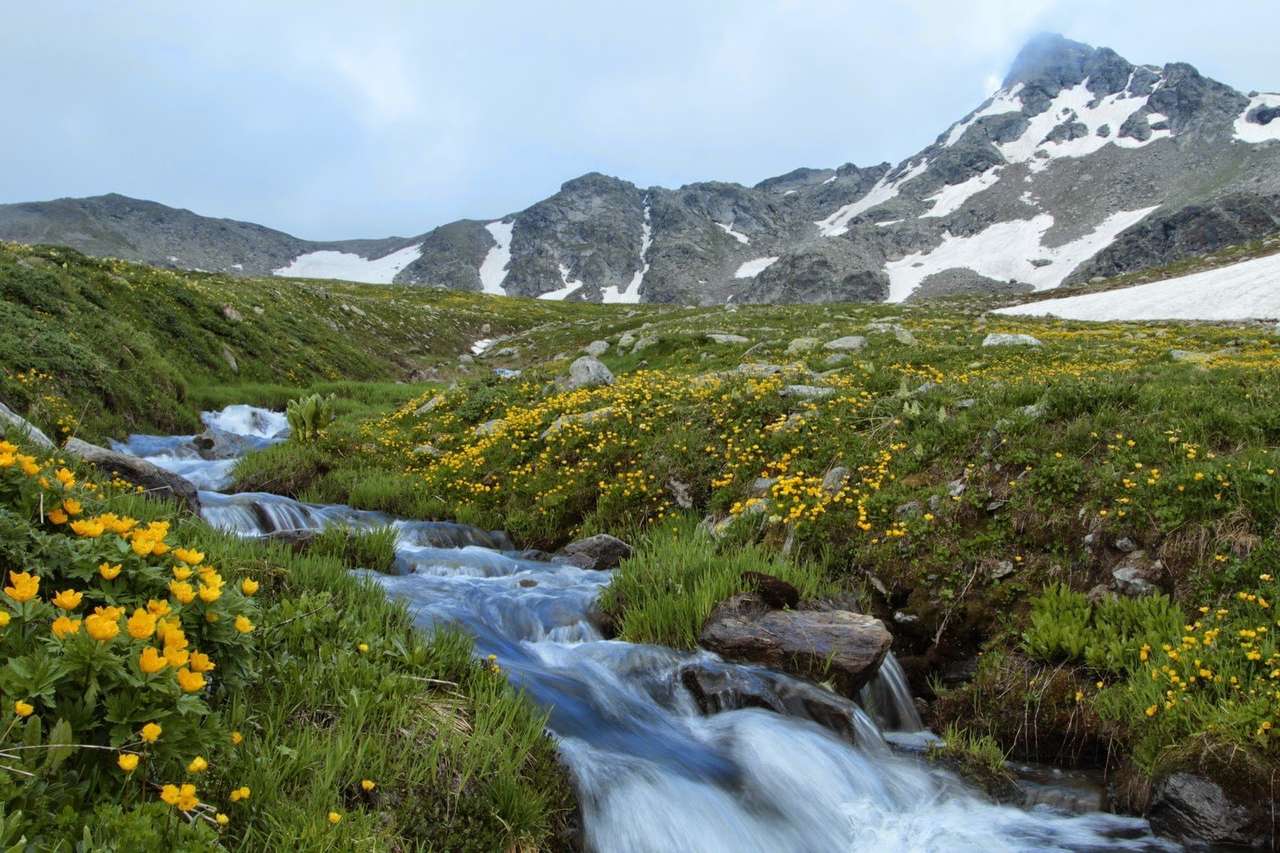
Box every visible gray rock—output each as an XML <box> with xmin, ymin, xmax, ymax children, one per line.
<box><xmin>582</xmin><ymin>340</ymin><xmax>610</xmax><ymax>357</ymax></box>
<box><xmin>1149</xmin><ymin>772</ymin><xmax>1259</xmax><ymax>848</ymax></box>
<box><xmin>1112</xmin><ymin>550</ymin><xmax>1164</xmax><ymax>596</ymax></box>
<box><xmin>779</xmin><ymin>384</ymin><xmax>835</xmax><ymax>400</ymax></box>
<box><xmin>0</xmin><ymin>401</ymin><xmax>55</xmax><ymax>449</ymax></box>
<box><xmin>458</xmin><ymin>354</ymin><xmax>475</xmax><ymax>365</ymax></box>
<box><xmin>221</xmin><ymin>304</ymin><xmax>243</xmax><ymax>323</ymax></box>
<box><xmin>617</xmin><ymin>331</ymin><xmax>636</xmax><ymax>348</ymax></box>
<box><xmin>988</xmin><ymin>559</ymin><xmax>1016</xmax><ymax>580</ymax></box>
<box><xmin>947</xmin><ymin>478</ymin><xmax>967</xmax><ymax>498</ymax></box>
<box><xmin>982</xmin><ymin>333</ymin><xmax>1042</xmax><ymax>347</ymax></box>
<box><xmin>414</xmin><ymin>394</ymin><xmax>446</xmax><ymax>417</ymax></box>
<box><xmin>64</xmin><ymin>438</ymin><xmax>199</xmax><ymax>513</ymax></box>
<box><xmin>1169</xmin><ymin>349</ymin><xmax>1212</xmax><ymax>363</ymax></box>
<box><xmin>411</xmin><ymin>443</ymin><xmax>441</xmax><ymax>457</ymax></box>
<box><xmin>192</xmin><ymin>426</ymin><xmax>260</xmax><ymax>460</ymax></box>
<box><xmin>667</xmin><ymin>478</ymin><xmax>693</xmax><ymax>509</ymax></box>
<box><xmin>560</xmin><ymin>533</ymin><xmax>633</xmax><ymax>570</ymax></box>
<box><xmin>540</xmin><ymin>407</ymin><xmax>615</xmax><ymax>439</ymax></box>
<box><xmin>751</xmin><ymin>477</ymin><xmax>777</xmax><ymax>496</ymax></box>
<box><xmin>735</xmin><ymin>363</ymin><xmax>784</xmax><ymax>377</ymax></box>
<box><xmin>821</xmin><ymin>466</ymin><xmax>848</xmax><ymax>493</ymax></box>
<box><xmin>706</xmin><ymin>333</ymin><xmax>750</xmax><ymax>345</ymax></box>
<box><xmin>221</xmin><ymin>345</ymin><xmax>238</xmax><ymax>374</ymax></box>
<box><xmin>823</xmin><ymin>353</ymin><xmax>851</xmax><ymax>367</ymax></box>
<box><xmin>823</xmin><ymin>335</ymin><xmax>867</xmax><ymax>352</ymax></box>
<box><xmin>956</xmin><ymin>398</ymin><xmax>977</xmax><ymax>409</ymax></box>
<box><xmin>1114</xmin><ymin>536</ymin><xmax>1138</xmax><ymax>553</ymax></box>
<box><xmin>699</xmin><ymin>593</ymin><xmax>893</xmax><ymax>696</ymax></box>
<box><xmin>474</xmin><ymin>418</ymin><xmax>503</xmax><ymax>436</ymax></box>
<box><xmin>895</xmin><ymin>501</ymin><xmax>923</xmax><ymax>521</ymax></box>
<box><xmin>786</xmin><ymin>337</ymin><xmax>821</xmax><ymax>354</ymax></box>
<box><xmin>631</xmin><ymin>335</ymin><xmax>659</xmax><ymax>353</ymax></box>
<box><xmin>566</xmin><ymin>356</ymin><xmax>614</xmax><ymax>390</ymax></box>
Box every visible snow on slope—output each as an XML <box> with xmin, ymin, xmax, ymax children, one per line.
<box><xmin>815</xmin><ymin>159</ymin><xmax>929</xmax><ymax>236</ymax></box>
<box><xmin>884</xmin><ymin>207</ymin><xmax>1158</xmax><ymax>302</ymax></box>
<box><xmin>998</xmin><ymin>77</ymin><xmax>1168</xmax><ymax>171</ymax></box>
<box><xmin>922</xmin><ymin>167</ymin><xmax>1002</xmax><ymax>218</ymax></box>
<box><xmin>478</xmin><ymin>220</ymin><xmax>514</xmax><ymax>295</ymax></box>
<box><xmin>602</xmin><ymin>204</ymin><xmax>653</xmax><ymax>304</ymax></box>
<box><xmin>995</xmin><ymin>251</ymin><xmax>1280</xmax><ymax>321</ymax></box>
<box><xmin>943</xmin><ymin>83</ymin><xmax>1025</xmax><ymax>147</ymax></box>
<box><xmin>1234</xmin><ymin>94</ymin><xmax>1280</xmax><ymax>144</ymax></box>
<box><xmin>539</xmin><ymin>264</ymin><xmax>585</xmax><ymax>300</ymax></box>
<box><xmin>273</xmin><ymin>244</ymin><xmax>422</xmax><ymax>283</ymax></box>
<box><xmin>715</xmin><ymin>221</ymin><xmax>750</xmax><ymax>244</ymax></box>
<box><xmin>734</xmin><ymin>256</ymin><xmax>780</xmax><ymax>278</ymax></box>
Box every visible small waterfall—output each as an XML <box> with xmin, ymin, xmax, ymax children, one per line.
<box><xmin>108</xmin><ymin>406</ymin><xmax>1175</xmax><ymax>853</ymax></box>
<box><xmin>860</xmin><ymin>652</ymin><xmax>926</xmax><ymax>733</ymax></box>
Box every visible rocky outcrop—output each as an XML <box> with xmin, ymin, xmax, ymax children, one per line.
<box><xmin>0</xmin><ymin>401</ymin><xmax>55</xmax><ymax>450</ymax></box>
<box><xmin>1148</xmin><ymin>772</ymin><xmax>1262</xmax><ymax>849</ymax></box>
<box><xmin>698</xmin><ymin>593</ymin><xmax>892</xmax><ymax>696</ymax></box>
<box><xmin>565</xmin><ymin>356</ymin><xmax>614</xmax><ymax>390</ymax></box>
<box><xmin>64</xmin><ymin>438</ymin><xmax>200</xmax><ymax>513</ymax></box>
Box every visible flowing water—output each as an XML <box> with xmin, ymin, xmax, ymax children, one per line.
<box><xmin>116</xmin><ymin>406</ymin><xmax>1176</xmax><ymax>852</ymax></box>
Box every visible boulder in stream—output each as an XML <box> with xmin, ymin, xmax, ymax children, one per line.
<box><xmin>699</xmin><ymin>593</ymin><xmax>892</xmax><ymax>696</ymax></box>
<box><xmin>64</xmin><ymin>438</ymin><xmax>200</xmax><ymax>513</ymax></box>
<box><xmin>1149</xmin><ymin>772</ymin><xmax>1261</xmax><ymax>848</ymax></box>
<box><xmin>193</xmin><ymin>425</ymin><xmax>263</xmax><ymax>460</ymax></box>
<box><xmin>559</xmin><ymin>533</ymin><xmax>633</xmax><ymax>570</ymax></box>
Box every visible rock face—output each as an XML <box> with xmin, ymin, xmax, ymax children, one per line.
<box><xmin>983</xmin><ymin>333</ymin><xmax>1043</xmax><ymax>347</ymax></box>
<box><xmin>5</xmin><ymin>35</ymin><xmax>1279</xmax><ymax>305</ymax></box>
<box><xmin>559</xmin><ymin>533</ymin><xmax>633</xmax><ymax>570</ymax></box>
<box><xmin>698</xmin><ymin>593</ymin><xmax>893</xmax><ymax>696</ymax></box>
<box><xmin>0</xmin><ymin>401</ymin><xmax>55</xmax><ymax>450</ymax></box>
<box><xmin>64</xmin><ymin>438</ymin><xmax>200</xmax><ymax>513</ymax></box>
<box><xmin>1149</xmin><ymin>772</ymin><xmax>1260</xmax><ymax>848</ymax></box>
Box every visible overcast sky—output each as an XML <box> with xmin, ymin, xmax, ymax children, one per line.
<box><xmin>3</xmin><ymin>1</ymin><xmax>1277</xmax><ymax>239</ymax></box>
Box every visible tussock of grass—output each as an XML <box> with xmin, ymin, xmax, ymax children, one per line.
<box><xmin>310</xmin><ymin>524</ymin><xmax>399</xmax><ymax>573</ymax></box>
<box><xmin>600</xmin><ymin>516</ymin><xmax>833</xmax><ymax>648</ymax></box>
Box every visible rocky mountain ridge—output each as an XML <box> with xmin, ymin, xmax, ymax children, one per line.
<box><xmin>3</xmin><ymin>34</ymin><xmax>1279</xmax><ymax>305</ymax></box>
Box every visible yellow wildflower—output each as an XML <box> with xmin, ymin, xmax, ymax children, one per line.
<box><xmin>4</xmin><ymin>571</ymin><xmax>39</xmax><ymax>603</ymax></box>
<box><xmin>46</xmin><ymin>508</ymin><xmax>68</xmax><ymax>525</ymax></box>
<box><xmin>229</xmin><ymin>786</ymin><xmax>251</xmax><ymax>802</ymax></box>
<box><xmin>241</xmin><ymin>578</ymin><xmax>260</xmax><ymax>596</ymax></box>
<box><xmin>328</xmin><ymin>811</ymin><xmax>342</xmax><ymax>825</ymax></box>
<box><xmin>69</xmin><ymin>519</ymin><xmax>104</xmax><ymax>538</ymax></box>
<box><xmin>176</xmin><ymin>666</ymin><xmax>206</xmax><ymax>693</ymax></box>
<box><xmin>139</xmin><ymin>646</ymin><xmax>167</xmax><ymax>674</ymax></box>
<box><xmin>234</xmin><ymin>615</ymin><xmax>254</xmax><ymax>634</ymax></box>
<box><xmin>140</xmin><ymin>722</ymin><xmax>162</xmax><ymax>742</ymax></box>
<box><xmin>173</xmin><ymin>548</ymin><xmax>204</xmax><ymax>566</ymax></box>
<box><xmin>187</xmin><ymin>755</ymin><xmax>208</xmax><ymax>773</ymax></box>
<box><xmin>98</xmin><ymin>562</ymin><xmax>122</xmax><ymax>580</ymax></box>
<box><xmin>84</xmin><ymin>610</ymin><xmax>120</xmax><ymax>642</ymax></box>
<box><xmin>51</xmin><ymin>588</ymin><xmax>83</xmax><ymax>610</ymax></box>
<box><xmin>169</xmin><ymin>581</ymin><xmax>195</xmax><ymax>604</ymax></box>
<box><xmin>14</xmin><ymin>700</ymin><xmax>34</xmax><ymax>718</ymax></box>
<box><xmin>117</xmin><ymin>753</ymin><xmax>140</xmax><ymax>772</ymax></box>
<box><xmin>126</xmin><ymin>608</ymin><xmax>156</xmax><ymax>640</ymax></box>
<box><xmin>361</xmin><ymin>779</ymin><xmax>376</xmax><ymax>791</ymax></box>
<box><xmin>189</xmin><ymin>651</ymin><xmax>215</xmax><ymax>673</ymax></box>
<box><xmin>52</xmin><ymin>616</ymin><xmax>81</xmax><ymax>638</ymax></box>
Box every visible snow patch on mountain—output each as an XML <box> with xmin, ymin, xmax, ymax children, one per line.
<box><xmin>998</xmin><ymin>77</ymin><xmax>1168</xmax><ymax>171</ymax></box>
<box><xmin>922</xmin><ymin>167</ymin><xmax>1002</xmax><ymax>218</ymax></box>
<box><xmin>602</xmin><ymin>204</ymin><xmax>652</xmax><ymax>304</ymax></box>
<box><xmin>994</xmin><ymin>251</ymin><xmax>1280</xmax><ymax>321</ymax></box>
<box><xmin>815</xmin><ymin>159</ymin><xmax>929</xmax><ymax>236</ymax></box>
<box><xmin>273</xmin><ymin>244</ymin><xmax>421</xmax><ymax>283</ymax></box>
<box><xmin>884</xmin><ymin>206</ymin><xmax>1158</xmax><ymax>302</ymax></box>
<box><xmin>734</xmin><ymin>256</ymin><xmax>780</xmax><ymax>278</ymax></box>
<box><xmin>1234</xmin><ymin>94</ymin><xmax>1280</xmax><ymax>144</ymax></box>
<box><xmin>715</xmin><ymin>221</ymin><xmax>750</xmax><ymax>244</ymax></box>
<box><xmin>943</xmin><ymin>83</ymin><xmax>1025</xmax><ymax>147</ymax></box>
<box><xmin>478</xmin><ymin>220</ymin><xmax>514</xmax><ymax>295</ymax></box>
<box><xmin>539</xmin><ymin>264</ymin><xmax>585</xmax><ymax>300</ymax></box>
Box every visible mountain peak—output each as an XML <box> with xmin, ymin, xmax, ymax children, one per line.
<box><xmin>1003</xmin><ymin>32</ymin><xmax>1097</xmax><ymax>88</ymax></box>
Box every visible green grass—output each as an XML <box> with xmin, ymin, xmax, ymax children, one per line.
<box><xmin>600</xmin><ymin>517</ymin><xmax>834</xmax><ymax>648</ymax></box>
<box><xmin>309</xmin><ymin>525</ymin><xmax>400</xmax><ymax>573</ymax></box>
<box><xmin>926</xmin><ymin>723</ymin><xmax>1015</xmax><ymax>797</ymax></box>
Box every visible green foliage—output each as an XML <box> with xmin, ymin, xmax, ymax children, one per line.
<box><xmin>1022</xmin><ymin>584</ymin><xmax>1183</xmax><ymax>673</ymax></box>
<box><xmin>286</xmin><ymin>393</ymin><xmax>337</xmax><ymax>443</ymax></box>
<box><xmin>309</xmin><ymin>525</ymin><xmax>399</xmax><ymax>573</ymax></box>
<box><xmin>600</xmin><ymin>516</ymin><xmax>833</xmax><ymax>648</ymax></box>
<box><xmin>927</xmin><ymin>723</ymin><xmax>1014</xmax><ymax>795</ymax></box>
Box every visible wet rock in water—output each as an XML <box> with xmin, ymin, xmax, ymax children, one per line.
<box><xmin>1149</xmin><ymin>772</ymin><xmax>1259</xmax><ymax>848</ymax></box>
<box><xmin>64</xmin><ymin>438</ymin><xmax>200</xmax><ymax>513</ymax></box>
<box><xmin>982</xmin><ymin>333</ymin><xmax>1042</xmax><ymax>347</ymax></box>
<box><xmin>0</xmin><ymin>401</ymin><xmax>55</xmax><ymax>450</ymax></box>
<box><xmin>560</xmin><ymin>533</ymin><xmax>633</xmax><ymax>570</ymax></box>
<box><xmin>699</xmin><ymin>593</ymin><xmax>893</xmax><ymax>696</ymax></box>
<box><xmin>740</xmin><ymin>571</ymin><xmax>800</xmax><ymax>609</ymax></box>
<box><xmin>582</xmin><ymin>339</ymin><xmax>610</xmax><ymax>357</ymax></box>
<box><xmin>263</xmin><ymin>528</ymin><xmax>318</xmax><ymax>551</ymax></box>
<box><xmin>824</xmin><ymin>335</ymin><xmax>867</xmax><ymax>351</ymax></box>
<box><xmin>566</xmin><ymin>356</ymin><xmax>614</xmax><ymax>390</ymax></box>
<box><xmin>679</xmin><ymin>660</ymin><xmax>865</xmax><ymax>744</ymax></box>
<box><xmin>193</xmin><ymin>426</ymin><xmax>261</xmax><ymax>460</ymax></box>
<box><xmin>1112</xmin><ymin>550</ymin><xmax>1164</xmax><ymax>596</ymax></box>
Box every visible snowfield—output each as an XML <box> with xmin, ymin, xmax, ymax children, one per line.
<box><xmin>734</xmin><ymin>256</ymin><xmax>780</xmax><ymax>278</ymax></box>
<box><xmin>922</xmin><ymin>167</ymin><xmax>1002</xmax><ymax>218</ymax></box>
<box><xmin>273</xmin><ymin>244</ymin><xmax>421</xmax><ymax>283</ymax></box>
<box><xmin>884</xmin><ymin>207</ymin><xmax>1157</xmax><ymax>302</ymax></box>
<box><xmin>601</xmin><ymin>203</ymin><xmax>652</xmax><ymax>304</ymax></box>
<box><xmin>478</xmin><ymin>220</ymin><xmax>514</xmax><ymax>295</ymax></box>
<box><xmin>994</xmin><ymin>251</ymin><xmax>1280</xmax><ymax>322</ymax></box>
<box><xmin>1234</xmin><ymin>94</ymin><xmax>1280</xmax><ymax>144</ymax></box>
<box><xmin>539</xmin><ymin>264</ymin><xmax>585</xmax><ymax>300</ymax></box>
<box><xmin>815</xmin><ymin>158</ymin><xmax>928</xmax><ymax>237</ymax></box>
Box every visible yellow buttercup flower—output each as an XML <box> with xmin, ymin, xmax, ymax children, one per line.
<box><xmin>117</xmin><ymin>753</ymin><xmax>140</xmax><ymax>773</ymax></box>
<box><xmin>234</xmin><ymin>615</ymin><xmax>254</xmax><ymax>634</ymax></box>
<box><xmin>0</xmin><ymin>611</ymin><xmax>10</xmax><ymax>628</ymax></box>
<box><xmin>197</xmin><ymin>583</ymin><xmax>221</xmax><ymax>603</ymax></box>
<box><xmin>328</xmin><ymin>811</ymin><xmax>342</xmax><ymax>825</ymax></box>
<box><xmin>173</xmin><ymin>548</ymin><xmax>204</xmax><ymax>566</ymax></box>
<box><xmin>140</xmin><ymin>722</ymin><xmax>162</xmax><ymax>742</ymax></box>
<box><xmin>187</xmin><ymin>755</ymin><xmax>208</xmax><ymax>773</ymax></box>
<box><xmin>172</xmin><ymin>565</ymin><xmax>193</xmax><ymax>581</ymax></box>
<box><xmin>131</xmin><ymin>538</ymin><xmax>156</xmax><ymax>557</ymax></box>
<box><xmin>230</xmin><ymin>731</ymin><xmax>243</xmax><ymax>745</ymax></box>
<box><xmin>164</xmin><ymin>646</ymin><xmax>190</xmax><ymax>668</ymax></box>
<box><xmin>61</xmin><ymin>498</ymin><xmax>82</xmax><ymax>516</ymax></box>
<box><xmin>69</xmin><ymin>519</ymin><xmax>104</xmax><ymax>538</ymax></box>
<box><xmin>14</xmin><ymin>700</ymin><xmax>34</xmax><ymax>718</ymax></box>
<box><xmin>51</xmin><ymin>588</ymin><xmax>83</xmax><ymax>610</ymax></box>
<box><xmin>189</xmin><ymin>651</ymin><xmax>216</xmax><ymax>673</ymax></box>
<box><xmin>357</xmin><ymin>642</ymin><xmax>369</xmax><ymax>654</ymax></box>
<box><xmin>240</xmin><ymin>578</ymin><xmax>260</xmax><ymax>596</ymax></box>
<box><xmin>98</xmin><ymin>562</ymin><xmax>122</xmax><ymax>580</ymax></box>
<box><xmin>169</xmin><ymin>581</ymin><xmax>195</xmax><ymax>605</ymax></box>
<box><xmin>139</xmin><ymin>646</ymin><xmax>167</xmax><ymax>674</ymax></box>
<box><xmin>216</xmin><ymin>813</ymin><xmax>230</xmax><ymax>826</ymax></box>
<box><xmin>360</xmin><ymin>779</ymin><xmax>376</xmax><ymax>791</ymax></box>
<box><xmin>46</xmin><ymin>508</ymin><xmax>68</xmax><ymax>525</ymax></box>
<box><xmin>229</xmin><ymin>786</ymin><xmax>251</xmax><ymax>802</ymax></box>
<box><xmin>84</xmin><ymin>610</ymin><xmax>120</xmax><ymax>642</ymax></box>
<box><xmin>176</xmin><ymin>666</ymin><xmax>206</xmax><ymax>693</ymax></box>
<box><xmin>4</xmin><ymin>571</ymin><xmax>39</xmax><ymax>603</ymax></box>
<box><xmin>55</xmin><ymin>467</ymin><xmax>75</xmax><ymax>487</ymax></box>
<box><xmin>146</xmin><ymin>598</ymin><xmax>170</xmax><ymax>616</ymax></box>
<box><xmin>52</xmin><ymin>616</ymin><xmax>81</xmax><ymax>638</ymax></box>
<box><xmin>126</xmin><ymin>607</ymin><xmax>156</xmax><ymax>640</ymax></box>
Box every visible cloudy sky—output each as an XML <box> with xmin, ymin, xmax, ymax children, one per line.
<box><xmin>4</xmin><ymin>1</ymin><xmax>1277</xmax><ymax>239</ymax></box>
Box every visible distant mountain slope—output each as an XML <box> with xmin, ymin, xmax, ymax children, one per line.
<box><xmin>4</xmin><ymin>34</ymin><xmax>1279</xmax><ymax>305</ymax></box>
